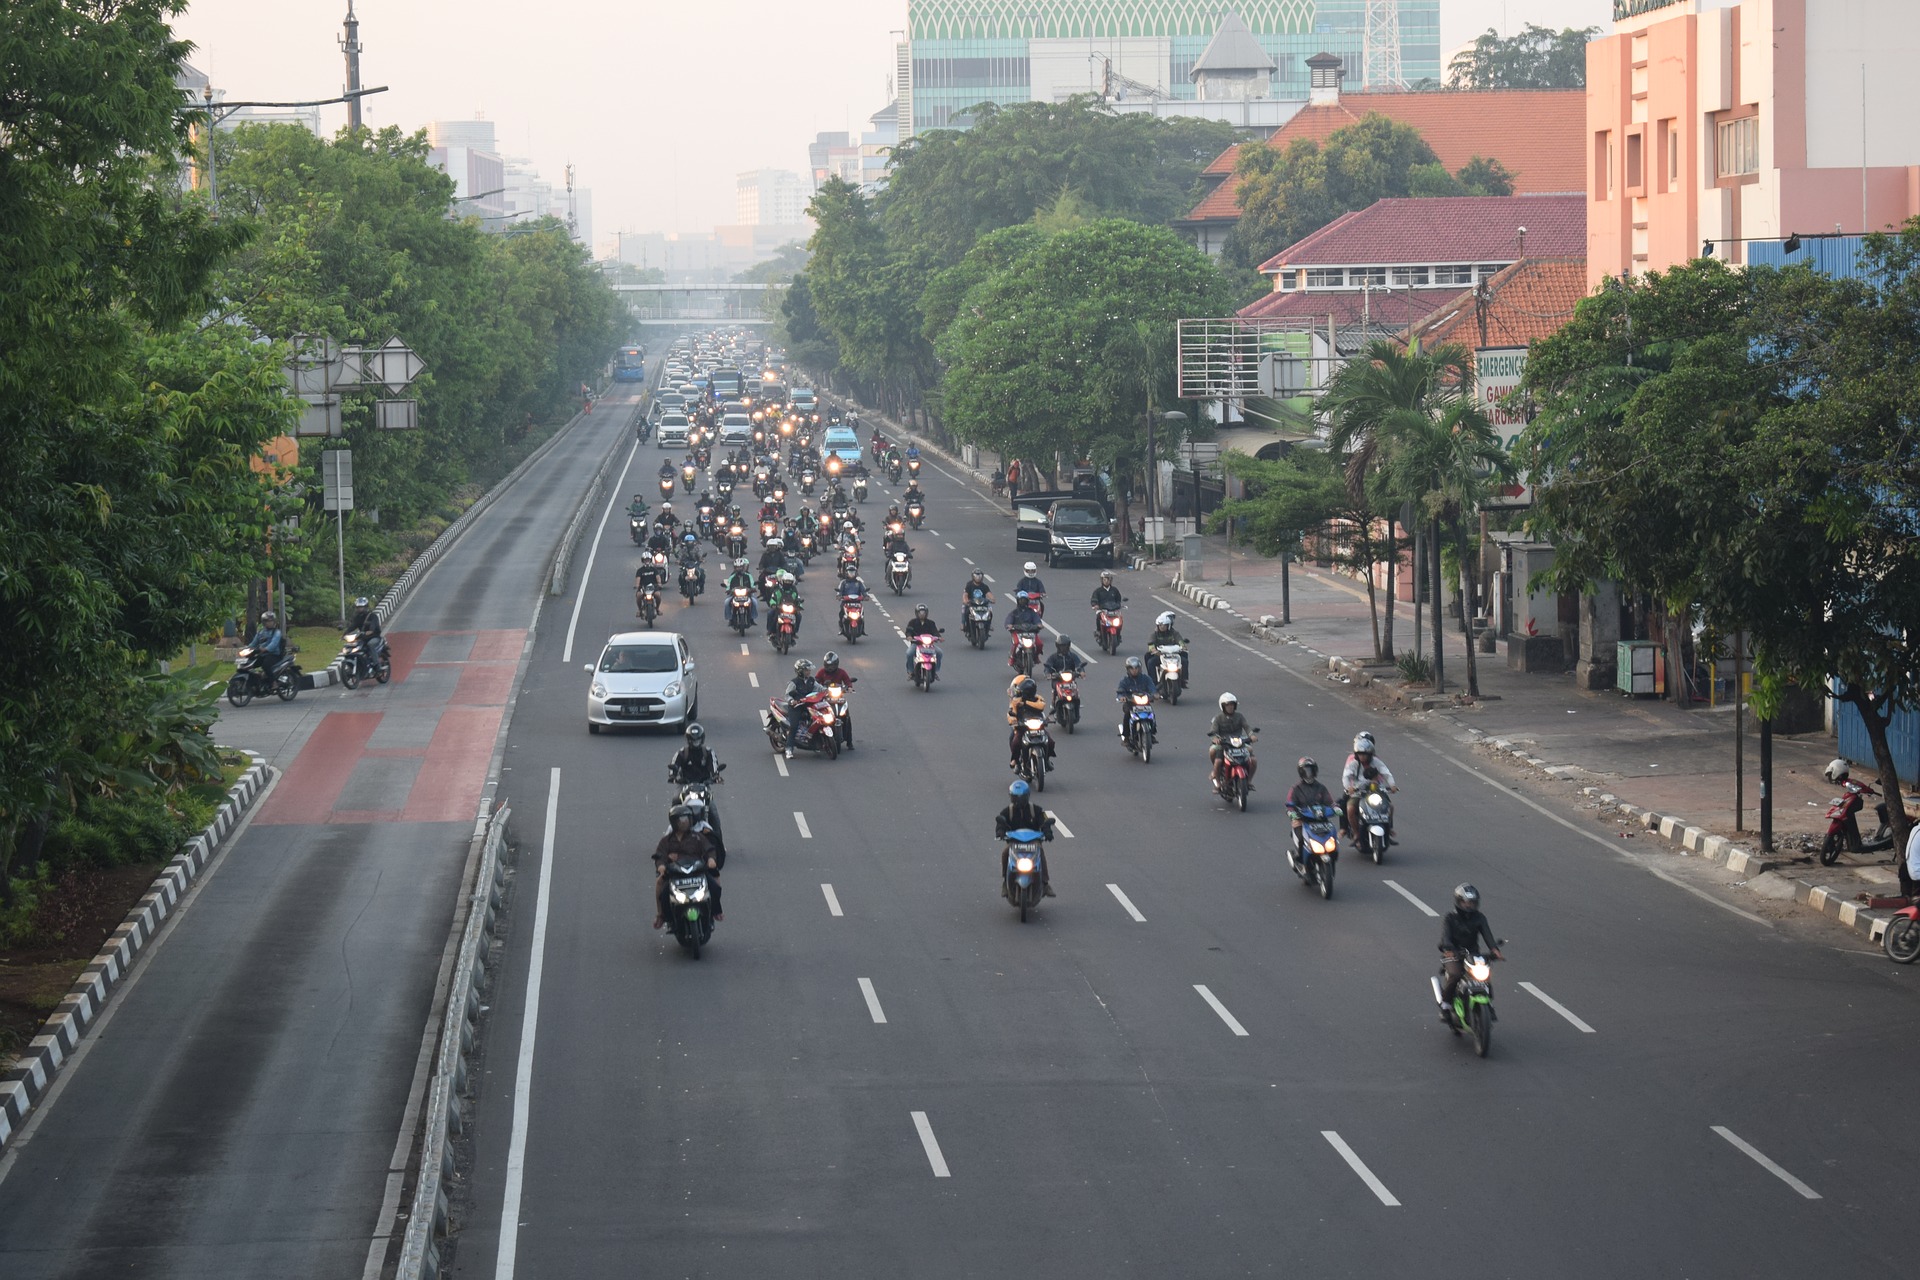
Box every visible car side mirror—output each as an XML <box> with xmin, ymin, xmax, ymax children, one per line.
<box><xmin>584</xmin><ymin>663</ymin><xmax>595</xmax><ymax>671</ymax></box>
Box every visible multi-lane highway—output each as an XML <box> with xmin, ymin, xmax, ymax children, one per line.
<box><xmin>442</xmin><ymin>430</ymin><xmax>1918</xmax><ymax>1276</ymax></box>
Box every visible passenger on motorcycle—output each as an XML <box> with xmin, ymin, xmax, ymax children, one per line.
<box><xmin>1206</xmin><ymin>692</ymin><xmax>1255</xmax><ymax>790</ymax></box>
<box><xmin>994</xmin><ymin>779</ymin><xmax>1056</xmax><ymax>895</ymax></box>
<box><xmin>1115</xmin><ymin>656</ymin><xmax>1157</xmax><ymax>737</ymax></box>
<box><xmin>652</xmin><ymin>804</ymin><xmax>720</xmax><ymax>929</ymax></box>
<box><xmin>669</xmin><ymin>723</ymin><xmax>726</xmax><ymax>856</ymax></box>
<box><xmin>1438</xmin><ymin>884</ymin><xmax>1501</xmax><ymax>1010</ymax></box>
<box><xmin>1144</xmin><ymin>612</ymin><xmax>1190</xmax><ymax>687</ymax></box>
<box><xmin>1341</xmin><ymin>731</ymin><xmax>1398</xmax><ymax>844</ymax></box>
<box><xmin>904</xmin><ymin>605</ymin><xmax>944</xmax><ymax>676</ymax></box>
<box><xmin>1007</xmin><ymin>677</ymin><xmax>1054</xmax><ymax>771</ymax></box>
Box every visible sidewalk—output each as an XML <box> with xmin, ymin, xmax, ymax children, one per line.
<box><xmin>1155</xmin><ymin>531</ymin><xmax>1913</xmax><ymax>942</ymax></box>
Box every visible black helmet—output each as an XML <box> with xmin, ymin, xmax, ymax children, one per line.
<box><xmin>668</xmin><ymin>803</ymin><xmax>694</xmax><ymax>828</ymax></box>
<box><xmin>823</xmin><ymin>650</ymin><xmax>839</xmax><ymax>666</ymax></box>
<box><xmin>1124</xmin><ymin>655</ymin><xmax>1142</xmax><ymax>671</ymax></box>
<box><xmin>354</xmin><ymin>595</ymin><xmax>370</xmax><ymax>610</ymax></box>
<box><xmin>1297</xmin><ymin>756</ymin><xmax>1318</xmax><ymax>781</ymax></box>
<box><xmin>1055</xmin><ymin>635</ymin><xmax>1073</xmax><ymax>650</ymax></box>
<box><xmin>1018</xmin><ymin>677</ymin><xmax>1037</xmax><ymax>698</ymax></box>
<box><xmin>1453</xmin><ymin>883</ymin><xmax>1480</xmax><ymax>913</ymax></box>
<box><xmin>685</xmin><ymin>723</ymin><xmax>705</xmax><ymax>746</ymax></box>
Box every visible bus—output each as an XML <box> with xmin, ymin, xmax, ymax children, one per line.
<box><xmin>613</xmin><ymin>346</ymin><xmax>646</xmax><ymax>383</ymax></box>
<box><xmin>708</xmin><ymin>365</ymin><xmax>744</xmax><ymax>399</ymax></box>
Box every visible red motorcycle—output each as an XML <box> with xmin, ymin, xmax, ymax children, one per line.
<box><xmin>1884</xmin><ymin>901</ymin><xmax>1920</xmax><ymax>964</ymax></box>
<box><xmin>1050</xmin><ymin>668</ymin><xmax>1081</xmax><ymax>733</ymax></box>
<box><xmin>1821</xmin><ymin>768</ymin><xmax>1893</xmax><ymax>865</ymax></box>
<box><xmin>1024</xmin><ymin>591</ymin><xmax>1046</xmax><ymax>619</ymax></box>
<box><xmin>764</xmin><ymin>692</ymin><xmax>840</xmax><ymax>760</ymax></box>
<box><xmin>1095</xmin><ymin>607</ymin><xmax>1124</xmax><ymax>654</ymax></box>
<box><xmin>1008</xmin><ymin>626</ymin><xmax>1042</xmax><ymax>675</ymax></box>
<box><xmin>768</xmin><ymin>600</ymin><xmax>801</xmax><ymax>655</ymax></box>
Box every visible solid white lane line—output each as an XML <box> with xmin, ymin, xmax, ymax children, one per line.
<box><xmin>748</xmin><ymin>671</ymin><xmax>759</xmax><ymax>687</ymax></box>
<box><xmin>1383</xmin><ymin>879</ymin><xmax>1439</xmax><ymax>917</ymax></box>
<box><xmin>1518</xmin><ymin>982</ymin><xmax>1596</xmax><ymax>1033</ymax></box>
<box><xmin>495</xmin><ymin>767</ymin><xmax>562</xmax><ymax>1279</ymax></box>
<box><xmin>821</xmin><ymin>883</ymin><xmax>843</xmax><ymax>916</ymax></box>
<box><xmin>1107</xmin><ymin>883</ymin><xmax>1146</xmax><ymax>922</ymax></box>
<box><xmin>1321</xmin><ymin>1131</ymin><xmax>1401</xmax><ymax>1207</ymax></box>
<box><xmin>911</xmin><ymin>1111</ymin><xmax>951</xmax><ymax>1177</ymax></box>
<box><xmin>794</xmin><ymin>811</ymin><xmax>812</xmax><ymax>838</ymax></box>
<box><xmin>1193</xmin><ymin>984</ymin><xmax>1248</xmax><ymax>1036</ymax></box>
<box><xmin>1712</xmin><ymin>1126</ymin><xmax>1821</xmax><ymax>1199</ymax></box>
<box><xmin>774</xmin><ymin>755</ymin><xmax>789</xmax><ymax>778</ymax></box>
<box><xmin>1050</xmin><ymin>816</ymin><xmax>1075</xmax><ymax>838</ymax></box>
<box><xmin>857</xmin><ymin>977</ymin><xmax>887</xmax><ymax>1023</ymax></box>
<box><xmin>562</xmin><ymin>442</ymin><xmax>640</xmax><ymax>663</ymax></box>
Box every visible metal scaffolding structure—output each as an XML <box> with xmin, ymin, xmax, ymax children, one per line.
<box><xmin>1363</xmin><ymin>0</ymin><xmax>1403</xmax><ymax>90</ymax></box>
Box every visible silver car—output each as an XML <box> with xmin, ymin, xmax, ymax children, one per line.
<box><xmin>586</xmin><ymin>632</ymin><xmax>699</xmax><ymax>732</ymax></box>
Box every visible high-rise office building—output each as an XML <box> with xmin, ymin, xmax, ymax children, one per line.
<box><xmin>897</xmin><ymin>0</ymin><xmax>1440</xmax><ymax>136</ymax></box>
<box><xmin>736</xmin><ymin>169</ymin><xmax>812</xmax><ymax>226</ymax></box>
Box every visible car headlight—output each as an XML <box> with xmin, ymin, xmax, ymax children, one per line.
<box><xmin>1099</xmin><ymin>536</ymin><xmax>1112</xmax><ymax>545</ymax></box>
<box><xmin>591</xmin><ymin>682</ymin><xmax>606</xmax><ymax>699</ymax></box>
<box><xmin>662</xmin><ymin>680</ymin><xmax>682</xmax><ymax>699</ymax></box>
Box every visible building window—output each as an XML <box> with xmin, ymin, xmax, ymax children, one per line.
<box><xmin>1717</xmin><ymin>115</ymin><xmax>1759</xmax><ymax>178</ymax></box>
<box><xmin>1476</xmin><ymin>264</ymin><xmax>1505</xmax><ymax>282</ymax></box>
<box><xmin>1303</xmin><ymin>268</ymin><xmax>1344</xmax><ymax>289</ymax></box>
<box><xmin>1390</xmin><ymin>266</ymin><xmax>1430</xmax><ymax>287</ymax></box>
<box><xmin>1349</xmin><ymin>266</ymin><xmax>1386</xmax><ymax>287</ymax></box>
<box><xmin>1595</xmin><ymin>130</ymin><xmax>1613</xmax><ymax>199</ymax></box>
<box><xmin>1433</xmin><ymin>264</ymin><xmax>1474</xmax><ymax>286</ymax></box>
<box><xmin>1279</xmin><ymin>269</ymin><xmax>1299</xmax><ymax>291</ymax></box>
<box><xmin>1656</xmin><ymin>117</ymin><xmax>1676</xmax><ymax>193</ymax></box>
<box><xmin>1625</xmin><ymin>130</ymin><xmax>1644</xmax><ymax>192</ymax></box>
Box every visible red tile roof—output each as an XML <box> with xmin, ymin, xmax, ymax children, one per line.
<box><xmin>1237</xmin><ymin>284</ymin><xmax>1465</xmax><ymax>325</ymax></box>
<box><xmin>1255</xmin><ymin>194</ymin><xmax>1585</xmax><ymax>272</ymax></box>
<box><xmin>1179</xmin><ymin>89</ymin><xmax>1586</xmax><ymax>227</ymax></box>
<box><xmin>1201</xmin><ymin>144</ymin><xmax>1243</xmax><ymax>178</ymax></box>
<box><xmin>1406</xmin><ymin>258</ymin><xmax>1590</xmax><ymax>351</ymax></box>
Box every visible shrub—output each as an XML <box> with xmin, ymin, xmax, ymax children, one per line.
<box><xmin>1396</xmin><ymin>651</ymin><xmax>1435</xmax><ymax>684</ymax></box>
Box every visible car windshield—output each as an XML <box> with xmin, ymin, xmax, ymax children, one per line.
<box><xmin>1054</xmin><ymin>505</ymin><xmax>1105</xmax><ymax>528</ymax></box>
<box><xmin>600</xmin><ymin>644</ymin><xmax>678</xmax><ymax>674</ymax></box>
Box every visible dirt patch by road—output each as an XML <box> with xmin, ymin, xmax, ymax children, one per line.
<box><xmin>0</xmin><ymin>862</ymin><xmax>167</xmax><ymax>1065</ymax></box>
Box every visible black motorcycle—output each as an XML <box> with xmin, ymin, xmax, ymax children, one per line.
<box><xmin>337</xmin><ymin>631</ymin><xmax>391</xmax><ymax>691</ymax></box>
<box><xmin>227</xmin><ymin>646</ymin><xmax>300</xmax><ymax>708</ymax></box>
<box><xmin>662</xmin><ymin>854</ymin><xmax>717</xmax><ymax>958</ymax></box>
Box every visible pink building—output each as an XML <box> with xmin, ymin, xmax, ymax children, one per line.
<box><xmin>1588</xmin><ymin>0</ymin><xmax>1920</xmax><ymax>287</ymax></box>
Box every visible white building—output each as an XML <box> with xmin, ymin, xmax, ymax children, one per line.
<box><xmin>736</xmin><ymin>169</ymin><xmax>812</xmax><ymax>227</ymax></box>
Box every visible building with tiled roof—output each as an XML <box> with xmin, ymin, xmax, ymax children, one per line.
<box><xmin>1403</xmin><ymin>257</ymin><xmax>1588</xmax><ymax>354</ymax></box>
<box><xmin>1177</xmin><ymin>56</ymin><xmax>1585</xmax><ymax>257</ymax></box>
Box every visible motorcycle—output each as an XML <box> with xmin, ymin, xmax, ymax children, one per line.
<box><xmin>1215</xmin><ymin>733</ymin><xmax>1257</xmax><ymax>811</ymax></box>
<box><xmin>1821</xmin><ymin>778</ymin><xmax>1894</xmax><ymax>865</ymax></box>
<box><xmin>680</xmin><ymin>463</ymin><xmax>697</xmax><ymax>492</ymax></box>
<box><xmin>1009</xmin><ymin>627</ymin><xmax>1041</xmax><ymax>676</ymax></box>
<box><xmin>1433</xmin><ymin>949</ymin><xmax>1503</xmax><ymax>1058</ymax></box>
<box><xmin>1015</xmin><ymin>714</ymin><xmax>1053</xmax><ymax>790</ymax></box>
<box><xmin>727</xmin><ymin>586</ymin><xmax>755</xmax><ymax>634</ymax></box>
<box><xmin>1002</xmin><ymin>828</ymin><xmax>1048</xmax><ymax>922</ymax></box>
<box><xmin>963</xmin><ymin>597</ymin><xmax>994</xmax><ymax>649</ymax></box>
<box><xmin>796</xmin><ymin>531</ymin><xmax>817</xmax><ymax>560</ymax></box>
<box><xmin>658</xmin><ymin>475</ymin><xmax>676</xmax><ymax>501</ymax></box>
<box><xmin>852</xmin><ymin>477</ymin><xmax>868</xmax><ymax>504</ymax></box>
<box><xmin>1287</xmin><ymin>803</ymin><xmax>1340</xmax><ymax>900</ymax></box>
<box><xmin>725</xmin><ymin>523</ymin><xmax>747</xmax><ymax>559</ymax></box>
<box><xmin>636</xmin><ymin>580</ymin><xmax>663</xmax><ymax>626</ymax></box>
<box><xmin>678</xmin><ymin>561</ymin><xmax>704</xmax><ymax>605</ymax></box>
<box><xmin>887</xmin><ymin>551</ymin><xmax>912</xmax><ymax>595</ymax></box>
<box><xmin>696</xmin><ymin>503</ymin><xmax>716</xmax><ymax>537</ymax></box>
<box><xmin>763</xmin><ymin>692</ymin><xmax>839</xmax><ymax>760</ymax></box>
<box><xmin>886</xmin><ymin>459</ymin><xmax>903</xmax><ymax>484</ymax></box>
<box><xmin>628</xmin><ymin>513</ymin><xmax>647</xmax><ymax>545</ymax></box>
<box><xmin>1023</xmin><ymin>591</ymin><xmax>1046</xmax><ymax>620</ymax></box>
<box><xmin>661</xmin><ymin>852</ymin><xmax>716</xmax><ymax>959</ymax></box>
<box><xmin>1050</xmin><ymin>669</ymin><xmax>1081</xmax><ymax>733</ymax></box>
<box><xmin>752</xmin><ymin>468</ymin><xmax>771</xmax><ymax>498</ymax></box>
<box><xmin>1151</xmin><ymin>645</ymin><xmax>1186</xmax><ymax>704</ymax></box>
<box><xmin>910</xmin><ymin>635</ymin><xmax>941</xmax><ymax>691</ymax></box>
<box><xmin>769</xmin><ymin>600</ymin><xmax>800</xmax><ymax>654</ymax></box>
<box><xmin>226</xmin><ymin>646</ymin><xmax>300</xmax><ymax>708</ymax></box>
<box><xmin>906</xmin><ymin>457</ymin><xmax>922</xmax><ymax>480</ymax></box>
<box><xmin>1352</xmin><ymin>781</ymin><xmax>1393</xmax><ymax>864</ymax></box>
<box><xmin>838</xmin><ymin>596</ymin><xmax>866</xmax><ymax>642</ymax></box>
<box><xmin>821</xmin><ymin>682</ymin><xmax>853</xmax><ymax>748</ymax></box>
<box><xmin>337</xmin><ymin>630</ymin><xmax>391</xmax><ymax>691</ymax></box>
<box><xmin>759</xmin><ymin>518</ymin><xmax>780</xmax><ymax>543</ymax></box>
<box><xmin>1122</xmin><ymin>691</ymin><xmax>1156</xmax><ymax>763</ymax></box>
<box><xmin>906</xmin><ymin>500</ymin><xmax>925</xmax><ymax>529</ymax></box>
<box><xmin>1095</xmin><ymin>607</ymin><xmax>1125</xmax><ymax>654</ymax></box>
<box><xmin>800</xmin><ymin>469</ymin><xmax>817</xmax><ymax>495</ymax></box>
<box><xmin>1883</xmin><ymin>902</ymin><xmax>1920</xmax><ymax>964</ymax></box>
<box><xmin>715</xmin><ymin>476</ymin><xmax>735</xmax><ymax>504</ymax></box>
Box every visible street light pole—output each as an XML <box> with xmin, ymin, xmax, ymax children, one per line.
<box><xmin>342</xmin><ymin>1</ymin><xmax>364</xmax><ymax>132</ymax></box>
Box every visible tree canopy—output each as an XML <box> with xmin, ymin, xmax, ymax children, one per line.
<box><xmin>1446</xmin><ymin>24</ymin><xmax>1599</xmax><ymax>91</ymax></box>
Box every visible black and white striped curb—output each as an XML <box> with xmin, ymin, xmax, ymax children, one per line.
<box><xmin>1169</xmin><ymin>575</ymin><xmax>1229</xmax><ymax>610</ymax></box>
<box><xmin>397</xmin><ymin>805</ymin><xmax>511</xmax><ymax>1280</ymax></box>
<box><xmin>1467</xmin><ymin>728</ymin><xmax>1903</xmax><ymax>944</ymax></box>
<box><xmin>0</xmin><ymin>751</ymin><xmax>272</xmax><ymax>1151</ymax></box>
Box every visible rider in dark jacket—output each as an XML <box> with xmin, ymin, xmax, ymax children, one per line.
<box><xmin>1437</xmin><ymin>883</ymin><xmax>1503</xmax><ymax>1008</ymax></box>
<box><xmin>994</xmin><ymin>780</ymin><xmax>1056</xmax><ymax>894</ymax></box>
<box><xmin>652</xmin><ymin>806</ymin><xmax>719</xmax><ymax>929</ymax></box>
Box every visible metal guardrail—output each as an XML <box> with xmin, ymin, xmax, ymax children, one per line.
<box><xmin>395</xmin><ymin>803</ymin><xmax>511</xmax><ymax>1280</ymax></box>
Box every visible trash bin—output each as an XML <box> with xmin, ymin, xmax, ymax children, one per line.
<box><xmin>1616</xmin><ymin>640</ymin><xmax>1662</xmax><ymax>696</ymax></box>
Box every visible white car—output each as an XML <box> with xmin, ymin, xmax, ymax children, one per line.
<box><xmin>717</xmin><ymin>412</ymin><xmax>753</xmax><ymax>445</ymax></box>
<box><xmin>587</xmin><ymin>632</ymin><xmax>698</xmax><ymax>733</ymax></box>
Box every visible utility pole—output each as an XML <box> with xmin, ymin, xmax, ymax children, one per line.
<box><xmin>342</xmin><ymin>1</ymin><xmax>364</xmax><ymax>131</ymax></box>
<box><xmin>566</xmin><ymin>163</ymin><xmax>578</xmax><ymax>237</ymax></box>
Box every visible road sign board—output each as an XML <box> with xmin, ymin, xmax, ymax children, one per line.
<box><xmin>375</xmin><ymin>398</ymin><xmax>418</xmax><ymax>431</ymax></box>
<box><xmin>296</xmin><ymin>396</ymin><xmax>343</xmax><ymax>437</ymax></box>
<box><xmin>321</xmin><ymin>449</ymin><xmax>354</xmax><ymax>512</ymax></box>
<box><xmin>367</xmin><ymin>336</ymin><xmax>425</xmax><ymax>393</ymax></box>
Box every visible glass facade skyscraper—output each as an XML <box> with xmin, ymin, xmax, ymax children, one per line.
<box><xmin>902</xmin><ymin>1</ymin><xmax>1441</xmax><ymax>134</ymax></box>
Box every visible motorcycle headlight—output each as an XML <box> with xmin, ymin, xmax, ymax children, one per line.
<box><xmin>1014</xmin><ymin>856</ymin><xmax>1035</xmax><ymax>873</ymax></box>
<box><xmin>591</xmin><ymin>682</ymin><xmax>606</xmax><ymax>699</ymax></box>
<box><xmin>1024</xmin><ymin>718</ymin><xmax>1046</xmax><ymax>731</ymax></box>
<box><xmin>662</xmin><ymin>680</ymin><xmax>682</xmax><ymax>698</ymax></box>
<box><xmin>1467</xmin><ymin>960</ymin><xmax>1492</xmax><ymax>982</ymax></box>
<box><xmin>1367</xmin><ymin>793</ymin><xmax>1385</xmax><ymax>808</ymax></box>
<box><xmin>1132</xmin><ymin>693</ymin><xmax>1150</xmax><ymax>704</ymax></box>
<box><xmin>819</xmin><ymin>710</ymin><xmax>834</xmax><ymax>723</ymax></box>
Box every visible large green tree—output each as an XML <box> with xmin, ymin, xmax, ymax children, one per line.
<box><xmin>1447</xmin><ymin>24</ymin><xmax>1599</xmax><ymax>91</ymax></box>
<box><xmin>1225</xmin><ymin>116</ymin><xmax>1514</xmax><ymax>276</ymax></box>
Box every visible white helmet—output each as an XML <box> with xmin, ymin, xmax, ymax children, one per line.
<box><xmin>1156</xmin><ymin>611</ymin><xmax>1175</xmax><ymax>628</ymax></box>
<box><xmin>1353</xmin><ymin>731</ymin><xmax>1376</xmax><ymax>756</ymax></box>
<box><xmin>1218</xmin><ymin>692</ymin><xmax>1238</xmax><ymax>708</ymax></box>
<box><xmin>1023</xmin><ymin>561</ymin><xmax>1037</xmax><ymax>575</ymax></box>
<box><xmin>1823</xmin><ymin>758</ymin><xmax>1851</xmax><ymax>784</ymax></box>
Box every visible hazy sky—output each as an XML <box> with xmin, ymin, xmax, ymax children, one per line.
<box><xmin>172</xmin><ymin>1</ymin><xmax>1609</xmax><ymax>249</ymax></box>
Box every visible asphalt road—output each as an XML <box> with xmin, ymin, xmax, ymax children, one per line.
<box><xmin>446</xmin><ymin>439</ymin><xmax>1920</xmax><ymax>1277</ymax></box>
<box><xmin>0</xmin><ymin>387</ymin><xmax>645</xmax><ymax>1280</ymax></box>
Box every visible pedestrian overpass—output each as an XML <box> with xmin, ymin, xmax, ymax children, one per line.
<box><xmin>613</xmin><ymin>281</ymin><xmax>786</xmax><ymax>326</ymax></box>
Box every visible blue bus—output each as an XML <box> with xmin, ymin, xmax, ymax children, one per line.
<box><xmin>613</xmin><ymin>346</ymin><xmax>646</xmax><ymax>383</ymax></box>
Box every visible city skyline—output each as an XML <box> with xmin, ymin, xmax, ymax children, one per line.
<box><xmin>171</xmin><ymin>0</ymin><xmax>1609</xmax><ymax>243</ymax></box>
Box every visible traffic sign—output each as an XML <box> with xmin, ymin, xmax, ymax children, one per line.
<box><xmin>366</xmin><ymin>336</ymin><xmax>425</xmax><ymax>393</ymax></box>
<box><xmin>321</xmin><ymin>449</ymin><xmax>354</xmax><ymax>512</ymax></box>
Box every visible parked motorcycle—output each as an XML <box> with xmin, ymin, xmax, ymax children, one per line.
<box><xmin>1353</xmin><ymin>780</ymin><xmax>1393</xmax><ymax>864</ymax></box>
<box><xmin>910</xmin><ymin>635</ymin><xmax>941</xmax><ymax>691</ymax></box>
<box><xmin>1215</xmin><ymin>732</ymin><xmax>1257</xmax><ymax>811</ymax></box>
<box><xmin>226</xmin><ymin>646</ymin><xmax>300</xmax><ymax>708</ymax></box>
<box><xmin>1821</xmin><ymin>777</ymin><xmax>1893</xmax><ymax>865</ymax></box>
<box><xmin>1883</xmin><ymin>902</ymin><xmax>1920</xmax><ymax>964</ymax></box>
<box><xmin>1050</xmin><ymin>669</ymin><xmax>1081</xmax><ymax>733</ymax></box>
<box><xmin>1433</xmin><ymin>948</ymin><xmax>1503</xmax><ymax>1058</ymax></box>
<box><xmin>1002</xmin><ymin>828</ymin><xmax>1048</xmax><ymax>922</ymax></box>
<box><xmin>1122</xmin><ymin>691</ymin><xmax>1156</xmax><ymax>763</ymax></box>
<box><xmin>1287</xmin><ymin>803</ymin><xmax>1340</xmax><ymax>899</ymax></box>
<box><xmin>763</xmin><ymin>693</ymin><xmax>840</xmax><ymax>760</ymax></box>
<box><xmin>661</xmin><ymin>852</ymin><xmax>716</xmax><ymax>959</ymax></box>
<box><xmin>337</xmin><ymin>630</ymin><xmax>391</xmax><ymax>691</ymax></box>
<box><xmin>1095</xmin><ymin>606</ymin><xmax>1125</xmax><ymax>654</ymax></box>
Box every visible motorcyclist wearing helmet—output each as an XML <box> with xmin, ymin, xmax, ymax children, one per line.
<box><xmin>780</xmin><ymin>658</ymin><xmax>818</xmax><ymax>758</ymax></box>
<box><xmin>903</xmin><ymin>604</ymin><xmax>944</xmax><ymax>677</ymax></box>
<box><xmin>1206</xmin><ymin>692</ymin><xmax>1256</xmax><ymax>790</ymax></box>
<box><xmin>962</xmin><ymin>568</ymin><xmax>994</xmax><ymax>609</ymax></box>
<box><xmin>1089</xmin><ymin>570</ymin><xmax>1123</xmax><ymax>613</ymax></box>
<box><xmin>677</xmin><ymin>532</ymin><xmax>706</xmax><ymax>596</ymax></box>
<box><xmin>813</xmin><ymin>650</ymin><xmax>858</xmax><ymax>749</ymax></box>
<box><xmin>653</xmin><ymin>502</ymin><xmax>680</xmax><ymax>534</ymax></box>
<box><xmin>657</xmin><ymin>458</ymin><xmax>677</xmax><ymax>484</ymax></box>
<box><xmin>249</xmin><ymin>610</ymin><xmax>287</xmax><ymax>663</ymax></box>
<box><xmin>1042</xmin><ymin>634</ymin><xmax>1085</xmax><ymax>678</ymax></box>
<box><xmin>1438</xmin><ymin>883</ymin><xmax>1502</xmax><ymax>1010</ymax></box>
<box><xmin>724</xmin><ymin>556</ymin><xmax>758</xmax><ymax>625</ymax></box>
<box><xmin>1285</xmin><ymin>757</ymin><xmax>1336</xmax><ymax>844</ymax></box>
<box><xmin>1007</xmin><ymin>677</ymin><xmax>1052</xmax><ymax>770</ymax></box>
<box><xmin>627</xmin><ymin>493</ymin><xmax>650</xmax><ymax>522</ymax></box>
<box><xmin>994</xmin><ymin>779</ymin><xmax>1057</xmax><ymax>895</ymax></box>
<box><xmin>634</xmin><ymin>553</ymin><xmax>667</xmax><ymax>602</ymax></box>
<box><xmin>652</xmin><ymin>804</ymin><xmax>720</xmax><ymax>930</ymax></box>
<box><xmin>1341</xmin><ymin>731</ymin><xmax>1398</xmax><ymax>844</ymax></box>
<box><xmin>668</xmin><ymin>723</ymin><xmax>726</xmax><ymax>854</ymax></box>
<box><xmin>902</xmin><ymin>480</ymin><xmax>925</xmax><ymax>508</ymax></box>
<box><xmin>346</xmin><ymin>595</ymin><xmax>384</xmax><ymax>654</ymax></box>
<box><xmin>1115</xmin><ymin>655</ymin><xmax>1157</xmax><ymax>737</ymax></box>
<box><xmin>1145</xmin><ymin>611</ymin><xmax>1190</xmax><ymax>688</ymax></box>
<box><xmin>766</xmin><ymin>570</ymin><xmax>804</xmax><ymax>639</ymax></box>
<box><xmin>1014</xmin><ymin>561</ymin><xmax>1047</xmax><ymax>604</ymax></box>
<box><xmin>837</xmin><ymin>564</ymin><xmax>868</xmax><ymax>602</ymax></box>
<box><xmin>757</xmin><ymin>538</ymin><xmax>788</xmax><ymax>580</ymax></box>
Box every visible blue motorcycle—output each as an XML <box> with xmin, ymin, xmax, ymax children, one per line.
<box><xmin>1002</xmin><ymin>828</ymin><xmax>1048</xmax><ymax>922</ymax></box>
<box><xmin>1121</xmin><ymin>691</ymin><xmax>1156</xmax><ymax>764</ymax></box>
